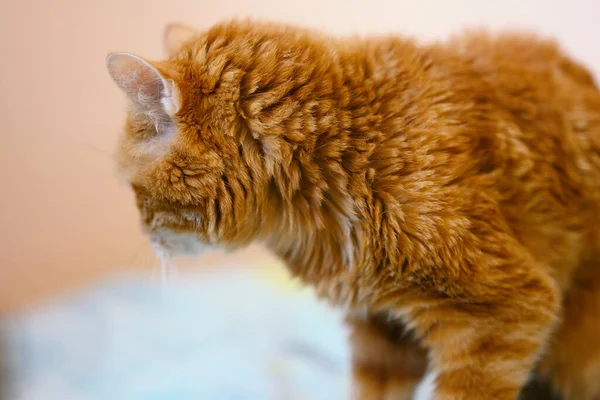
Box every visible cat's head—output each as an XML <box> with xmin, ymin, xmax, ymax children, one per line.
<box><xmin>106</xmin><ymin>22</ymin><xmax>277</xmax><ymax>257</ymax></box>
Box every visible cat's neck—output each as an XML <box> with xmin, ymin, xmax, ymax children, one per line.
<box><xmin>261</xmin><ymin>199</ymin><xmax>361</xmax><ymax>282</ymax></box>
<box><xmin>244</xmin><ymin>36</ymin><xmax>425</xmax><ymax>286</ymax></box>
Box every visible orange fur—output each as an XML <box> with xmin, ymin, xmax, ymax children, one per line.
<box><xmin>107</xmin><ymin>20</ymin><xmax>600</xmax><ymax>399</ymax></box>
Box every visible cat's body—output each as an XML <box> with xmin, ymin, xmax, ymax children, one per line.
<box><xmin>107</xmin><ymin>21</ymin><xmax>600</xmax><ymax>399</ymax></box>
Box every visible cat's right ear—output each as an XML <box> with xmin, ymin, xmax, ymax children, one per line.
<box><xmin>106</xmin><ymin>52</ymin><xmax>180</xmax><ymax>117</ymax></box>
<box><xmin>164</xmin><ymin>23</ymin><xmax>197</xmax><ymax>55</ymax></box>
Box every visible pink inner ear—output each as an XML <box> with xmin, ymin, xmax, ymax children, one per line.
<box><xmin>107</xmin><ymin>53</ymin><xmax>167</xmax><ymax>109</ymax></box>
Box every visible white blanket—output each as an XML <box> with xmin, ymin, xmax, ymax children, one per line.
<box><xmin>4</xmin><ymin>264</ymin><xmax>351</xmax><ymax>400</ymax></box>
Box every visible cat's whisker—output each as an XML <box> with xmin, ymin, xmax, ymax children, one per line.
<box><xmin>150</xmin><ymin>237</ymin><xmax>178</xmax><ymax>282</ymax></box>
<box><xmin>61</xmin><ymin>134</ymin><xmax>116</xmax><ymax>160</ymax></box>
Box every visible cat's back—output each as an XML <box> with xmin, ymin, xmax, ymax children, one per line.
<box><xmin>359</xmin><ymin>30</ymin><xmax>600</xmax><ymax>276</ymax></box>
<box><xmin>436</xmin><ymin>32</ymin><xmax>600</xmax><ymax>273</ymax></box>
<box><xmin>445</xmin><ymin>30</ymin><xmax>597</xmax><ymax>89</ymax></box>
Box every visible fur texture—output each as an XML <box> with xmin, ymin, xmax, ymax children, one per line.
<box><xmin>107</xmin><ymin>20</ymin><xmax>600</xmax><ymax>399</ymax></box>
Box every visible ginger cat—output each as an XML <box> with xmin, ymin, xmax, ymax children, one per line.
<box><xmin>106</xmin><ymin>20</ymin><xmax>600</xmax><ymax>400</ymax></box>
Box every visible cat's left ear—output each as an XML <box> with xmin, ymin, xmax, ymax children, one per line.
<box><xmin>106</xmin><ymin>52</ymin><xmax>180</xmax><ymax>116</ymax></box>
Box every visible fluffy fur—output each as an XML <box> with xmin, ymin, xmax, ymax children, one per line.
<box><xmin>107</xmin><ymin>20</ymin><xmax>600</xmax><ymax>399</ymax></box>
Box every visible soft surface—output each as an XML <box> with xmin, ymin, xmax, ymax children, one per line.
<box><xmin>3</xmin><ymin>264</ymin><xmax>350</xmax><ymax>400</ymax></box>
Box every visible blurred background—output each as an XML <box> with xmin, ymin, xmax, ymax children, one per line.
<box><xmin>0</xmin><ymin>0</ymin><xmax>599</xmax><ymax>399</ymax></box>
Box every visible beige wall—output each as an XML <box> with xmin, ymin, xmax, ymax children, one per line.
<box><xmin>1</xmin><ymin>0</ymin><xmax>599</xmax><ymax>312</ymax></box>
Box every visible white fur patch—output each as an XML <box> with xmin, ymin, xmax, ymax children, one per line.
<box><xmin>151</xmin><ymin>230</ymin><xmax>218</xmax><ymax>259</ymax></box>
<box><xmin>414</xmin><ymin>370</ymin><xmax>437</xmax><ymax>400</ymax></box>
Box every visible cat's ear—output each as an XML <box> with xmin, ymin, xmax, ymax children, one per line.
<box><xmin>164</xmin><ymin>23</ymin><xmax>197</xmax><ymax>55</ymax></box>
<box><xmin>106</xmin><ymin>52</ymin><xmax>180</xmax><ymax>116</ymax></box>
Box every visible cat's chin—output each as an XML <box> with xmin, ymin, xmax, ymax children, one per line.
<box><xmin>149</xmin><ymin>230</ymin><xmax>218</xmax><ymax>259</ymax></box>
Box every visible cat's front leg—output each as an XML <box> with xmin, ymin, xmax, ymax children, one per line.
<box><xmin>408</xmin><ymin>269</ymin><xmax>560</xmax><ymax>400</ymax></box>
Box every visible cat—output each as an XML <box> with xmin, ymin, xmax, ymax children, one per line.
<box><xmin>106</xmin><ymin>20</ymin><xmax>600</xmax><ymax>400</ymax></box>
